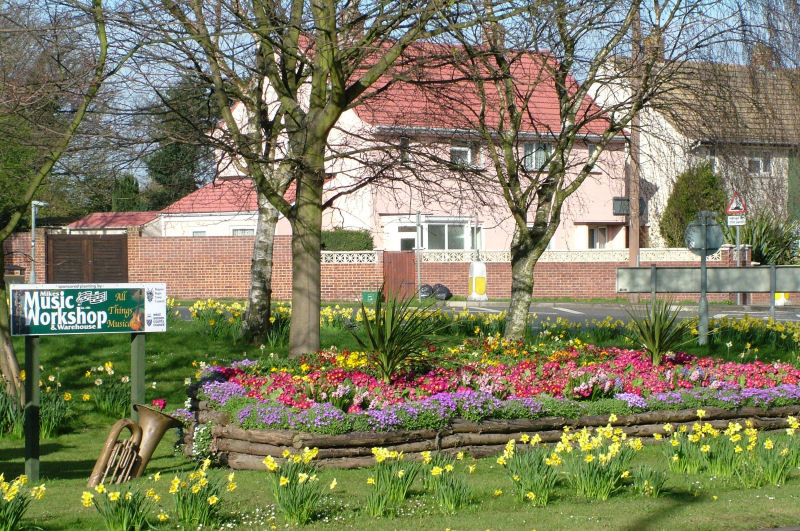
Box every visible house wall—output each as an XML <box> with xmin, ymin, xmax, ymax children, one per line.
<box><xmin>590</xmin><ymin>71</ymin><xmax>794</xmax><ymax>247</ymax></box>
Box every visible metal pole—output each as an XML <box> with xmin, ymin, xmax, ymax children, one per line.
<box><xmin>736</xmin><ymin>225</ymin><xmax>741</xmax><ymax>305</ymax></box>
<box><xmin>416</xmin><ymin>212</ymin><xmax>422</xmax><ymax>301</ymax></box>
<box><xmin>699</xmin><ymin>253</ymin><xmax>708</xmax><ymax>345</ymax></box>
<box><xmin>770</xmin><ymin>265</ymin><xmax>776</xmax><ymax>321</ymax></box>
<box><xmin>30</xmin><ymin>205</ymin><xmax>37</xmax><ymax>283</ymax></box>
<box><xmin>24</xmin><ymin>336</ymin><xmax>40</xmax><ymax>481</ymax></box>
<box><xmin>698</xmin><ymin>216</ymin><xmax>709</xmax><ymax>346</ymax></box>
<box><xmin>131</xmin><ymin>333</ymin><xmax>145</xmax><ymax>422</ymax></box>
<box><xmin>650</xmin><ymin>264</ymin><xmax>657</xmax><ymax>314</ymax></box>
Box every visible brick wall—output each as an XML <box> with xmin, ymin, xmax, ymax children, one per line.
<box><xmin>126</xmin><ymin>231</ymin><xmax>383</xmax><ymax>300</ymax></box>
<box><xmin>419</xmin><ymin>249</ymin><xmax>747</xmax><ymax>303</ymax></box>
<box><xmin>2</xmin><ymin>230</ymin><xmax>44</xmax><ymax>281</ymax></box>
<box><xmin>5</xmin><ymin>229</ymin><xmax>791</xmax><ymax>305</ymax></box>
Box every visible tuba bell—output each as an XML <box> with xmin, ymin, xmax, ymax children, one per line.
<box><xmin>88</xmin><ymin>404</ymin><xmax>182</xmax><ymax>487</ymax></box>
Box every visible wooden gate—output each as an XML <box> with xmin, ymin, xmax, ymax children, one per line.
<box><xmin>383</xmin><ymin>251</ymin><xmax>416</xmax><ymax>299</ymax></box>
<box><xmin>46</xmin><ymin>233</ymin><xmax>128</xmax><ymax>283</ymax></box>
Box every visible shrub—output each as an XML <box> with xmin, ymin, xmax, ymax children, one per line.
<box><xmin>626</xmin><ymin>299</ymin><xmax>688</xmax><ymax>365</ymax></box>
<box><xmin>660</xmin><ymin>163</ymin><xmax>727</xmax><ymax>247</ymax></box>
<box><xmin>350</xmin><ymin>286</ymin><xmax>446</xmax><ymax>382</ymax></box>
<box><xmin>322</xmin><ymin>228</ymin><xmax>373</xmax><ymax>251</ymax></box>
<box><xmin>722</xmin><ymin>210</ymin><xmax>800</xmax><ymax>265</ymax></box>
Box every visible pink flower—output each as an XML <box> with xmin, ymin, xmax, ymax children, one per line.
<box><xmin>151</xmin><ymin>398</ymin><xmax>166</xmax><ymax>411</ymax></box>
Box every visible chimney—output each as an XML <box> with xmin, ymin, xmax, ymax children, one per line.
<box><xmin>749</xmin><ymin>43</ymin><xmax>775</xmax><ymax>69</ymax></box>
<box><xmin>482</xmin><ymin>23</ymin><xmax>505</xmax><ymax>49</ymax></box>
<box><xmin>643</xmin><ymin>32</ymin><xmax>665</xmax><ymax>60</ymax></box>
<box><xmin>338</xmin><ymin>7</ymin><xmax>364</xmax><ymax>44</ymax></box>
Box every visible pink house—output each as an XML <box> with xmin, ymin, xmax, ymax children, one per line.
<box><xmin>71</xmin><ymin>45</ymin><xmax>628</xmax><ymax>252</ymax></box>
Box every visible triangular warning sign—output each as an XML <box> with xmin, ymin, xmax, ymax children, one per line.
<box><xmin>726</xmin><ymin>192</ymin><xmax>747</xmax><ymax>215</ymax></box>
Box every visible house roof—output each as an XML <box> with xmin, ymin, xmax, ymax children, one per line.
<box><xmin>654</xmin><ymin>62</ymin><xmax>800</xmax><ymax>146</ymax></box>
<box><xmin>159</xmin><ymin>177</ymin><xmax>297</xmax><ymax>214</ymax></box>
<box><xmin>353</xmin><ymin>43</ymin><xmax>612</xmax><ymax>137</ymax></box>
<box><xmin>67</xmin><ymin>211</ymin><xmax>158</xmax><ymax>229</ymax></box>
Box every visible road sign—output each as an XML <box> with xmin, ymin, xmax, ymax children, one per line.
<box><xmin>727</xmin><ymin>215</ymin><xmax>746</xmax><ymax>226</ymax></box>
<box><xmin>726</xmin><ymin>192</ymin><xmax>747</xmax><ymax>215</ymax></box>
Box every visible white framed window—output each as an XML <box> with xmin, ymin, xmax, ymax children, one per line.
<box><xmin>523</xmin><ymin>141</ymin><xmax>552</xmax><ymax>171</ymax></box>
<box><xmin>587</xmin><ymin>143</ymin><xmax>597</xmax><ymax>159</ymax></box>
<box><xmin>398</xmin><ymin>225</ymin><xmax>417</xmax><ymax>250</ymax></box>
<box><xmin>747</xmin><ymin>152</ymin><xmax>771</xmax><ymax>176</ymax></box>
<box><xmin>191</xmin><ymin>230</ymin><xmax>207</xmax><ymax>237</ymax></box>
<box><xmin>450</xmin><ymin>142</ymin><xmax>477</xmax><ymax>167</ymax></box>
<box><xmin>588</xmin><ymin>226</ymin><xmax>607</xmax><ymax>249</ymax></box>
<box><xmin>384</xmin><ymin>215</ymin><xmax>483</xmax><ymax>251</ymax></box>
<box><xmin>399</xmin><ymin>137</ymin><xmax>411</xmax><ymax>164</ymax></box>
<box><xmin>232</xmin><ymin>228</ymin><xmax>255</xmax><ymax>236</ymax></box>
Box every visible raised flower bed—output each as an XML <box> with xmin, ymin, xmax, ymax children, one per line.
<box><xmin>180</xmin><ymin>343</ymin><xmax>800</xmax><ymax>469</ymax></box>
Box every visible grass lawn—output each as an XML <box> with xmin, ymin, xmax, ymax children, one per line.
<box><xmin>2</xmin><ymin>313</ymin><xmax>800</xmax><ymax>530</ymax></box>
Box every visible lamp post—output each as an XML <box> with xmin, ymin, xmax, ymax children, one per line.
<box><xmin>30</xmin><ymin>201</ymin><xmax>49</xmax><ymax>283</ymax></box>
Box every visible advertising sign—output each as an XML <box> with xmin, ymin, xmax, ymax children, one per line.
<box><xmin>9</xmin><ymin>283</ymin><xmax>167</xmax><ymax>336</ymax></box>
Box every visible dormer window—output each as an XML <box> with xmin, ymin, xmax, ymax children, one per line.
<box><xmin>523</xmin><ymin>141</ymin><xmax>553</xmax><ymax>171</ymax></box>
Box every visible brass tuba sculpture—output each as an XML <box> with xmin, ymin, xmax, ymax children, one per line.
<box><xmin>88</xmin><ymin>404</ymin><xmax>182</xmax><ymax>487</ymax></box>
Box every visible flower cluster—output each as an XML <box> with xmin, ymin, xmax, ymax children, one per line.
<box><xmin>263</xmin><ymin>448</ymin><xmax>328</xmax><ymax>525</ymax></box>
<box><xmin>661</xmin><ymin>414</ymin><xmax>799</xmax><ymax>486</ymax></box>
<box><xmin>1</xmin><ymin>474</ymin><xmax>45</xmax><ymax>531</ymax></box>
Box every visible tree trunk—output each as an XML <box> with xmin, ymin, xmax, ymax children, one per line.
<box><xmin>288</xmin><ymin>167</ymin><xmax>324</xmax><ymax>358</ymax></box>
<box><xmin>504</xmin><ymin>231</ymin><xmax>541</xmax><ymax>340</ymax></box>
<box><xmin>241</xmin><ymin>192</ymin><xmax>279</xmax><ymax>343</ymax></box>
<box><xmin>0</xmin><ymin>249</ymin><xmax>21</xmax><ymax>397</ymax></box>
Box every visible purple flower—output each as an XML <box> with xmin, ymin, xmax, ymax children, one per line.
<box><xmin>615</xmin><ymin>392</ymin><xmax>648</xmax><ymax>409</ymax></box>
<box><xmin>201</xmin><ymin>380</ymin><xmax>248</xmax><ymax>406</ymax></box>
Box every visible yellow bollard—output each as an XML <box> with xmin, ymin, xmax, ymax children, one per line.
<box><xmin>468</xmin><ymin>261</ymin><xmax>488</xmax><ymax>301</ymax></box>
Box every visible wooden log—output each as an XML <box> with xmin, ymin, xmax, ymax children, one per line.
<box><xmin>215</xmin><ymin>438</ymin><xmax>291</xmax><ymax>457</ymax></box>
<box><xmin>198</xmin><ymin>409</ymin><xmax>229</xmax><ymax>424</ymax></box>
<box><xmin>450</xmin><ymin>417</ymin><xmax>576</xmax><ymax>434</ymax></box>
<box><xmin>315</xmin><ymin>456</ymin><xmax>377</xmax><ymax>469</ymax></box>
<box><xmin>224</xmin><ymin>452</ymin><xmax>267</xmax><ymax>470</ymax></box>
<box><xmin>213</xmin><ymin>424</ymin><xmax>297</xmax><ymax>446</ymax></box>
<box><xmin>441</xmin><ymin>430</ymin><xmax>565</xmax><ymax>448</ymax></box>
<box><xmin>291</xmin><ymin>428</ymin><xmax>448</xmax><ymax>449</ymax></box>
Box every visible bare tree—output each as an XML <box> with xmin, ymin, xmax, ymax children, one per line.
<box><xmin>0</xmin><ymin>0</ymin><xmax>110</xmax><ymax>395</ymax></box>
<box><xmin>405</xmin><ymin>0</ymin><xmax>739</xmax><ymax>339</ymax></box>
<box><xmin>123</xmin><ymin>0</ymin><xmax>503</xmax><ymax>356</ymax></box>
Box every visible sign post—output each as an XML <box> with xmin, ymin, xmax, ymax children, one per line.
<box><xmin>684</xmin><ymin>211</ymin><xmax>724</xmax><ymax>346</ymax></box>
<box><xmin>726</xmin><ymin>192</ymin><xmax>748</xmax><ymax>305</ymax></box>
<box><xmin>9</xmin><ymin>283</ymin><xmax>167</xmax><ymax>480</ymax></box>
<box><xmin>24</xmin><ymin>336</ymin><xmax>40</xmax><ymax>480</ymax></box>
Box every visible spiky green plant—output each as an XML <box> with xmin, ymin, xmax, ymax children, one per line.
<box><xmin>722</xmin><ymin>210</ymin><xmax>800</xmax><ymax>265</ymax></box>
<box><xmin>626</xmin><ymin>299</ymin><xmax>689</xmax><ymax>365</ymax></box>
<box><xmin>350</xmin><ymin>286</ymin><xmax>445</xmax><ymax>382</ymax></box>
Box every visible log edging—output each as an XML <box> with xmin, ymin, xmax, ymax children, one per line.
<box><xmin>182</xmin><ymin>402</ymin><xmax>800</xmax><ymax>469</ymax></box>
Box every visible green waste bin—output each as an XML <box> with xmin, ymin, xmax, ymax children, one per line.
<box><xmin>362</xmin><ymin>291</ymin><xmax>378</xmax><ymax>303</ymax></box>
